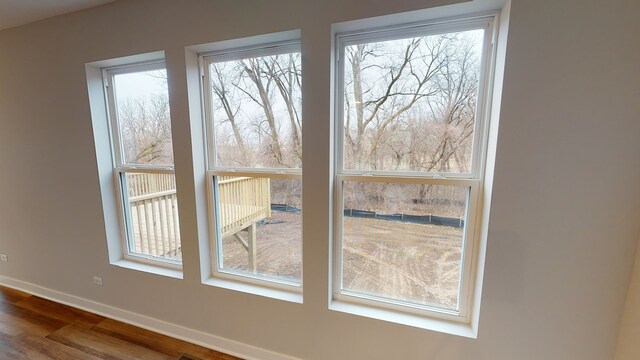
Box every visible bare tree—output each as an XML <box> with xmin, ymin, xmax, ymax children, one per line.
<box><xmin>118</xmin><ymin>94</ymin><xmax>173</xmax><ymax>165</ymax></box>
<box><xmin>344</xmin><ymin>32</ymin><xmax>480</xmax><ymax>174</ymax></box>
<box><xmin>210</xmin><ymin>53</ymin><xmax>302</xmax><ymax>169</ymax></box>
<box><xmin>344</xmin><ymin>36</ymin><xmax>449</xmax><ymax>170</ymax></box>
<box><xmin>263</xmin><ymin>53</ymin><xmax>303</xmax><ymax>162</ymax></box>
<box><xmin>240</xmin><ymin>58</ymin><xmax>285</xmax><ymax>166</ymax></box>
<box><xmin>343</xmin><ymin>31</ymin><xmax>482</xmax><ymax>212</ymax></box>
<box><xmin>425</xmin><ymin>36</ymin><xmax>479</xmax><ymax>172</ymax></box>
<box><xmin>211</xmin><ymin>63</ymin><xmax>250</xmax><ymax>166</ymax></box>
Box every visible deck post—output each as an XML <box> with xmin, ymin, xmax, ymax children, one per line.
<box><xmin>264</xmin><ymin>178</ymin><xmax>271</xmax><ymax>218</ymax></box>
<box><xmin>248</xmin><ymin>223</ymin><xmax>257</xmax><ymax>273</ymax></box>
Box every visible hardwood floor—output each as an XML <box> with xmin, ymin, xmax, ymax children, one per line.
<box><xmin>0</xmin><ymin>286</ymin><xmax>241</xmax><ymax>359</ymax></box>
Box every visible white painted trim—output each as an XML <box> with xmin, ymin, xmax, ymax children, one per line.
<box><xmin>330</xmin><ymin>300</ymin><xmax>476</xmax><ymax>339</ymax></box>
<box><xmin>87</xmin><ymin>51</ymin><xmax>165</xmax><ymax>69</ymax></box>
<box><xmin>110</xmin><ymin>259</ymin><xmax>183</xmax><ymax>279</ymax></box>
<box><xmin>331</xmin><ymin>1</ymin><xmax>506</xmax><ymax>34</ymax></box>
<box><xmin>330</xmin><ymin>6</ymin><xmax>506</xmax><ymax>335</ymax></box>
<box><xmin>201</xmin><ymin>41</ymin><xmax>301</xmax><ymax>67</ymax></box>
<box><xmin>202</xmin><ymin>277</ymin><xmax>303</xmax><ymax>304</ymax></box>
<box><xmin>196</xmin><ymin>33</ymin><xmax>305</xmax><ymax>297</ymax></box>
<box><xmin>0</xmin><ymin>276</ymin><xmax>301</xmax><ymax>360</ymax></box>
<box><xmin>467</xmin><ymin>1</ymin><xmax>512</xmax><ymax>336</ymax></box>
<box><xmin>187</xmin><ymin>29</ymin><xmax>301</xmax><ymax>55</ymax></box>
<box><xmin>210</xmin><ymin>170</ymin><xmax>302</xmax><ymax>179</ymax></box>
<box><xmin>87</xmin><ymin>53</ymin><xmax>186</xmax><ymax>272</ymax></box>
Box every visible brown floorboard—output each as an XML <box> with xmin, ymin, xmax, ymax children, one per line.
<box><xmin>0</xmin><ymin>285</ymin><xmax>243</xmax><ymax>360</ymax></box>
<box><xmin>46</xmin><ymin>324</ymin><xmax>173</xmax><ymax>360</ymax></box>
<box><xmin>0</xmin><ymin>287</ymin><xmax>31</xmax><ymax>304</ymax></box>
<box><xmin>15</xmin><ymin>295</ymin><xmax>105</xmax><ymax>328</ymax></box>
<box><xmin>8</xmin><ymin>333</ymin><xmax>105</xmax><ymax>360</ymax></box>
<box><xmin>0</xmin><ymin>301</ymin><xmax>69</xmax><ymax>337</ymax></box>
<box><xmin>92</xmin><ymin>319</ymin><xmax>237</xmax><ymax>359</ymax></box>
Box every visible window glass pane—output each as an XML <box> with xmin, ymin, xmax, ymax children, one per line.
<box><xmin>209</xmin><ymin>52</ymin><xmax>302</xmax><ymax>169</ymax></box>
<box><xmin>342</xmin><ymin>29</ymin><xmax>484</xmax><ymax>173</ymax></box>
<box><xmin>216</xmin><ymin>176</ymin><xmax>302</xmax><ymax>284</ymax></box>
<box><xmin>122</xmin><ymin>172</ymin><xmax>181</xmax><ymax>261</ymax></box>
<box><xmin>113</xmin><ymin>69</ymin><xmax>174</xmax><ymax>166</ymax></box>
<box><xmin>341</xmin><ymin>181</ymin><xmax>468</xmax><ymax>310</ymax></box>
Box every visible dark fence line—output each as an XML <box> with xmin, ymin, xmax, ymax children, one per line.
<box><xmin>271</xmin><ymin>204</ymin><xmax>302</xmax><ymax>213</ymax></box>
<box><xmin>343</xmin><ymin>209</ymin><xmax>464</xmax><ymax>228</ymax></box>
<box><xmin>271</xmin><ymin>204</ymin><xmax>464</xmax><ymax>228</ymax></box>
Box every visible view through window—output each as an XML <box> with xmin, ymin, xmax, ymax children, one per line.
<box><xmin>335</xmin><ymin>22</ymin><xmax>490</xmax><ymax>316</ymax></box>
<box><xmin>106</xmin><ymin>65</ymin><xmax>182</xmax><ymax>264</ymax></box>
<box><xmin>204</xmin><ymin>43</ymin><xmax>303</xmax><ymax>286</ymax></box>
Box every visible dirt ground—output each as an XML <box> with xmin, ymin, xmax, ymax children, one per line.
<box><xmin>221</xmin><ymin>211</ymin><xmax>462</xmax><ymax>309</ymax></box>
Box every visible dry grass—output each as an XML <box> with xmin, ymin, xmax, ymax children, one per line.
<box><xmin>221</xmin><ymin>211</ymin><xmax>463</xmax><ymax>309</ymax></box>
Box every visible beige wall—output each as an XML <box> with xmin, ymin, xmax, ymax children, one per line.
<box><xmin>616</xmin><ymin>234</ymin><xmax>640</xmax><ymax>360</ymax></box>
<box><xmin>1</xmin><ymin>0</ymin><xmax>639</xmax><ymax>359</ymax></box>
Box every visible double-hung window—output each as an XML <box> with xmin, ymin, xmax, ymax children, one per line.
<box><xmin>201</xmin><ymin>40</ymin><xmax>303</xmax><ymax>290</ymax></box>
<box><xmin>103</xmin><ymin>61</ymin><xmax>182</xmax><ymax>267</ymax></box>
<box><xmin>333</xmin><ymin>16</ymin><xmax>495</xmax><ymax>322</ymax></box>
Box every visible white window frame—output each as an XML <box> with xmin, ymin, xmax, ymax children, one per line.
<box><xmin>102</xmin><ymin>60</ymin><xmax>181</xmax><ymax>269</ymax></box>
<box><xmin>332</xmin><ymin>15</ymin><xmax>497</xmax><ymax>323</ymax></box>
<box><xmin>200</xmin><ymin>40</ymin><xmax>303</xmax><ymax>292</ymax></box>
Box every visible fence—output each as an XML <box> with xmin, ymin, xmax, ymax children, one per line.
<box><xmin>217</xmin><ymin>176</ymin><xmax>271</xmax><ymax>236</ymax></box>
<box><xmin>129</xmin><ymin>189</ymin><xmax>181</xmax><ymax>259</ymax></box>
<box><xmin>343</xmin><ymin>208</ymin><xmax>465</xmax><ymax>228</ymax></box>
<box><xmin>125</xmin><ymin>174</ymin><xmax>271</xmax><ymax>260</ymax></box>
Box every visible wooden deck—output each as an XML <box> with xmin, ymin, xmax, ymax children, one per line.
<box><xmin>218</xmin><ymin>176</ymin><xmax>271</xmax><ymax>236</ymax></box>
<box><xmin>126</xmin><ymin>174</ymin><xmax>270</xmax><ymax>268</ymax></box>
<box><xmin>217</xmin><ymin>176</ymin><xmax>271</xmax><ymax>272</ymax></box>
<box><xmin>0</xmin><ymin>285</ymin><xmax>240</xmax><ymax>359</ymax></box>
<box><xmin>129</xmin><ymin>190</ymin><xmax>181</xmax><ymax>260</ymax></box>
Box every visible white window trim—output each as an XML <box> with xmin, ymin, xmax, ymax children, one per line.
<box><xmin>331</xmin><ymin>14</ymin><xmax>500</xmax><ymax>326</ymax></box>
<box><xmin>101</xmin><ymin>59</ymin><xmax>182</xmax><ymax>270</ymax></box>
<box><xmin>87</xmin><ymin>51</ymin><xmax>185</xmax><ymax>277</ymax></box>
<box><xmin>199</xmin><ymin>38</ymin><xmax>303</xmax><ymax>295</ymax></box>
<box><xmin>205</xmin><ymin>171</ymin><xmax>302</xmax><ymax>292</ymax></box>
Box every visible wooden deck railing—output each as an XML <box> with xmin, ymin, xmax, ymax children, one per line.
<box><xmin>127</xmin><ymin>173</ymin><xmax>176</xmax><ymax>197</ymax></box>
<box><xmin>126</xmin><ymin>174</ymin><xmax>270</xmax><ymax>264</ymax></box>
<box><xmin>218</xmin><ymin>176</ymin><xmax>271</xmax><ymax>236</ymax></box>
<box><xmin>129</xmin><ymin>189</ymin><xmax>181</xmax><ymax>259</ymax></box>
<box><xmin>217</xmin><ymin>176</ymin><xmax>271</xmax><ymax>272</ymax></box>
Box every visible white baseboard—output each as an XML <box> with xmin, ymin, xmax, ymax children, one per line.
<box><xmin>0</xmin><ymin>275</ymin><xmax>300</xmax><ymax>360</ymax></box>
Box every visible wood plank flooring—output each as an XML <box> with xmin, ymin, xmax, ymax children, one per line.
<box><xmin>0</xmin><ymin>286</ymin><xmax>241</xmax><ymax>360</ymax></box>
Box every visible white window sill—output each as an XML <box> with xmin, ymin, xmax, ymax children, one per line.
<box><xmin>111</xmin><ymin>259</ymin><xmax>183</xmax><ymax>279</ymax></box>
<box><xmin>202</xmin><ymin>277</ymin><xmax>303</xmax><ymax>304</ymax></box>
<box><xmin>329</xmin><ymin>299</ymin><xmax>477</xmax><ymax>338</ymax></box>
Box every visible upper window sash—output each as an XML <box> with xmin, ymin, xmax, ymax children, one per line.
<box><xmin>337</xmin><ymin>170</ymin><xmax>481</xmax><ymax>181</ymax></box>
<box><xmin>116</xmin><ymin>164</ymin><xmax>175</xmax><ymax>172</ymax></box>
<box><xmin>104</xmin><ymin>60</ymin><xmax>166</xmax><ymax>78</ymax></box>
<box><xmin>336</xmin><ymin>17</ymin><xmax>493</xmax><ymax>48</ymax></box>
<box><xmin>208</xmin><ymin>169</ymin><xmax>302</xmax><ymax>178</ymax></box>
<box><xmin>104</xmin><ymin>61</ymin><xmax>173</xmax><ymax>169</ymax></box>
<box><xmin>201</xmin><ymin>41</ymin><xmax>300</xmax><ymax>66</ymax></box>
<box><xmin>115</xmin><ymin>166</ymin><xmax>175</xmax><ymax>174</ymax></box>
<box><xmin>336</xmin><ymin>173</ymin><xmax>477</xmax><ymax>187</ymax></box>
<box><xmin>201</xmin><ymin>41</ymin><xmax>302</xmax><ymax>172</ymax></box>
<box><xmin>335</xmin><ymin>16</ymin><xmax>495</xmax><ymax>180</ymax></box>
